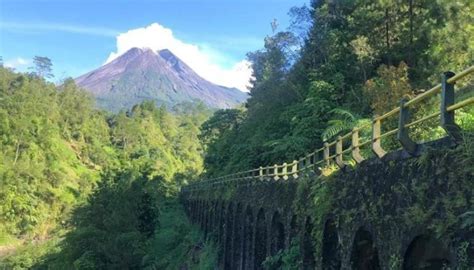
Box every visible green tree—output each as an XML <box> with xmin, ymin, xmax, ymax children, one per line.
<box><xmin>364</xmin><ymin>62</ymin><xmax>413</xmax><ymax>115</ymax></box>
<box><xmin>31</xmin><ymin>56</ymin><xmax>53</xmax><ymax>78</ymax></box>
<box><xmin>202</xmin><ymin>0</ymin><xmax>473</xmax><ymax>177</ymax></box>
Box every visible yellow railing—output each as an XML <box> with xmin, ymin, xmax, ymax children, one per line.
<box><xmin>184</xmin><ymin>66</ymin><xmax>474</xmax><ymax>192</ymax></box>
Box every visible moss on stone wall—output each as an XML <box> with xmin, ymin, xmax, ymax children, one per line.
<box><xmin>301</xmin><ymin>142</ymin><xmax>473</xmax><ymax>268</ymax></box>
<box><xmin>183</xmin><ymin>139</ymin><xmax>473</xmax><ymax>269</ymax></box>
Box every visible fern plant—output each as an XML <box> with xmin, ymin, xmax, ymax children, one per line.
<box><xmin>321</xmin><ymin>108</ymin><xmax>370</xmax><ymax>141</ymax></box>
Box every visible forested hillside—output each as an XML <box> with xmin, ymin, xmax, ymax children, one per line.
<box><xmin>0</xmin><ymin>68</ymin><xmax>217</xmax><ymax>268</ymax></box>
<box><xmin>200</xmin><ymin>0</ymin><xmax>473</xmax><ymax>178</ymax></box>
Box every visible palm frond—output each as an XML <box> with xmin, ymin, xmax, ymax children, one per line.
<box><xmin>322</xmin><ymin>108</ymin><xmax>370</xmax><ymax>141</ymax></box>
<box><xmin>329</xmin><ymin>108</ymin><xmax>358</xmax><ymax>121</ymax></box>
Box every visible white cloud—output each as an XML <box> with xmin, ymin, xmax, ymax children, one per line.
<box><xmin>1</xmin><ymin>22</ymin><xmax>118</xmax><ymax>37</ymax></box>
<box><xmin>106</xmin><ymin>23</ymin><xmax>253</xmax><ymax>91</ymax></box>
<box><xmin>4</xmin><ymin>57</ymin><xmax>30</xmax><ymax>69</ymax></box>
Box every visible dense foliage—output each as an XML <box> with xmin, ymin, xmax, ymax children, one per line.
<box><xmin>201</xmin><ymin>0</ymin><xmax>473</xmax><ymax>177</ymax></box>
<box><xmin>0</xmin><ymin>68</ymin><xmax>216</xmax><ymax>268</ymax></box>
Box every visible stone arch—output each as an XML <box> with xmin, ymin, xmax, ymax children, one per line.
<box><xmin>254</xmin><ymin>208</ymin><xmax>267</xmax><ymax>270</ymax></box>
<box><xmin>218</xmin><ymin>202</ymin><xmax>226</xmax><ymax>245</ymax></box>
<box><xmin>350</xmin><ymin>227</ymin><xmax>381</xmax><ymax>270</ymax></box>
<box><xmin>403</xmin><ymin>235</ymin><xmax>452</xmax><ymax>270</ymax></box>
<box><xmin>242</xmin><ymin>206</ymin><xmax>254</xmax><ymax>270</ymax></box>
<box><xmin>191</xmin><ymin>200</ymin><xmax>196</xmax><ymax>222</ymax></box>
<box><xmin>233</xmin><ymin>203</ymin><xmax>243</xmax><ymax>270</ymax></box>
<box><xmin>216</xmin><ymin>202</ymin><xmax>226</xmax><ymax>265</ymax></box>
<box><xmin>200</xmin><ymin>200</ymin><xmax>206</xmax><ymax>228</ymax></box>
<box><xmin>186</xmin><ymin>200</ymin><xmax>191</xmax><ymax>216</ymax></box>
<box><xmin>201</xmin><ymin>201</ymin><xmax>206</xmax><ymax>230</ymax></box>
<box><xmin>288</xmin><ymin>214</ymin><xmax>299</xmax><ymax>247</ymax></box>
<box><xmin>207</xmin><ymin>201</ymin><xmax>213</xmax><ymax>236</ymax></box>
<box><xmin>188</xmin><ymin>200</ymin><xmax>193</xmax><ymax>221</ymax></box>
<box><xmin>321</xmin><ymin>218</ymin><xmax>341</xmax><ymax>270</ymax></box>
<box><xmin>302</xmin><ymin>216</ymin><xmax>316</xmax><ymax>269</ymax></box>
<box><xmin>198</xmin><ymin>200</ymin><xmax>203</xmax><ymax>227</ymax></box>
<box><xmin>195</xmin><ymin>200</ymin><xmax>200</xmax><ymax>225</ymax></box>
<box><xmin>224</xmin><ymin>202</ymin><xmax>234</xmax><ymax>269</ymax></box>
<box><xmin>210</xmin><ymin>201</ymin><xmax>219</xmax><ymax>237</ymax></box>
<box><xmin>198</xmin><ymin>200</ymin><xmax>203</xmax><ymax>225</ymax></box>
<box><xmin>270</xmin><ymin>211</ymin><xmax>285</xmax><ymax>256</ymax></box>
<box><xmin>203</xmin><ymin>201</ymin><xmax>211</xmax><ymax>235</ymax></box>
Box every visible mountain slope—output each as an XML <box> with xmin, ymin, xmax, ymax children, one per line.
<box><xmin>75</xmin><ymin>48</ymin><xmax>248</xmax><ymax>111</ymax></box>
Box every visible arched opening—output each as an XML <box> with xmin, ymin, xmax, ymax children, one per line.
<box><xmin>217</xmin><ymin>202</ymin><xmax>226</xmax><ymax>264</ymax></box>
<box><xmin>196</xmin><ymin>200</ymin><xmax>201</xmax><ymax>225</ymax></box>
<box><xmin>322</xmin><ymin>219</ymin><xmax>341</xmax><ymax>270</ymax></box>
<box><xmin>289</xmin><ymin>214</ymin><xmax>299</xmax><ymax>246</ymax></box>
<box><xmin>254</xmin><ymin>208</ymin><xmax>267</xmax><ymax>270</ymax></box>
<box><xmin>210</xmin><ymin>201</ymin><xmax>218</xmax><ymax>237</ymax></box>
<box><xmin>350</xmin><ymin>228</ymin><xmax>381</xmax><ymax>270</ymax></box>
<box><xmin>271</xmin><ymin>211</ymin><xmax>285</xmax><ymax>255</ymax></box>
<box><xmin>233</xmin><ymin>203</ymin><xmax>243</xmax><ymax>270</ymax></box>
<box><xmin>201</xmin><ymin>201</ymin><xmax>206</xmax><ymax>231</ymax></box>
<box><xmin>218</xmin><ymin>203</ymin><xmax>225</xmax><ymax>243</ymax></box>
<box><xmin>204</xmin><ymin>201</ymin><xmax>210</xmax><ymax>235</ymax></box>
<box><xmin>204</xmin><ymin>201</ymin><xmax>211</xmax><ymax>236</ymax></box>
<box><xmin>403</xmin><ymin>235</ymin><xmax>452</xmax><ymax>270</ymax></box>
<box><xmin>189</xmin><ymin>201</ymin><xmax>193</xmax><ymax>221</ymax></box>
<box><xmin>242</xmin><ymin>207</ymin><xmax>254</xmax><ymax>270</ymax></box>
<box><xmin>199</xmin><ymin>200</ymin><xmax>204</xmax><ymax>227</ymax></box>
<box><xmin>224</xmin><ymin>203</ymin><xmax>234</xmax><ymax>269</ymax></box>
<box><xmin>200</xmin><ymin>201</ymin><xmax>206</xmax><ymax>228</ymax></box>
<box><xmin>302</xmin><ymin>217</ymin><xmax>316</xmax><ymax>269</ymax></box>
<box><xmin>191</xmin><ymin>201</ymin><xmax>197</xmax><ymax>222</ymax></box>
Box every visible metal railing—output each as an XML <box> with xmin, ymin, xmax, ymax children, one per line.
<box><xmin>183</xmin><ymin>66</ymin><xmax>474</xmax><ymax>192</ymax></box>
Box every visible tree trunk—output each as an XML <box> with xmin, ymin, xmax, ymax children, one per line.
<box><xmin>408</xmin><ymin>0</ymin><xmax>414</xmax><ymax>67</ymax></box>
<box><xmin>14</xmin><ymin>141</ymin><xmax>20</xmax><ymax>165</ymax></box>
<box><xmin>385</xmin><ymin>8</ymin><xmax>391</xmax><ymax>65</ymax></box>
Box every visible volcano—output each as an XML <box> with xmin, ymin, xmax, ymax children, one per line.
<box><xmin>75</xmin><ymin>47</ymin><xmax>248</xmax><ymax>111</ymax></box>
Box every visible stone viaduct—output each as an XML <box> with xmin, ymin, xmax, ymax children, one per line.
<box><xmin>181</xmin><ymin>69</ymin><xmax>474</xmax><ymax>269</ymax></box>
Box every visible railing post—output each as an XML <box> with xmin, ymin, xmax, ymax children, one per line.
<box><xmin>397</xmin><ymin>98</ymin><xmax>418</xmax><ymax>155</ymax></box>
<box><xmin>273</xmin><ymin>164</ymin><xmax>279</xmax><ymax>180</ymax></box>
<box><xmin>282</xmin><ymin>163</ymin><xmax>288</xmax><ymax>180</ymax></box>
<box><xmin>324</xmin><ymin>142</ymin><xmax>330</xmax><ymax>167</ymax></box>
<box><xmin>351</xmin><ymin>128</ymin><xmax>364</xmax><ymax>163</ymax></box>
<box><xmin>441</xmin><ymin>71</ymin><xmax>462</xmax><ymax>142</ymax></box>
<box><xmin>259</xmin><ymin>166</ymin><xmax>263</xmax><ymax>181</ymax></box>
<box><xmin>291</xmin><ymin>160</ymin><xmax>298</xmax><ymax>179</ymax></box>
<box><xmin>335</xmin><ymin>136</ymin><xmax>345</xmax><ymax>168</ymax></box>
<box><xmin>372</xmin><ymin>116</ymin><xmax>386</xmax><ymax>158</ymax></box>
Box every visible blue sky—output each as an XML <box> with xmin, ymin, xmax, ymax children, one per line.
<box><xmin>0</xmin><ymin>0</ymin><xmax>308</xmax><ymax>90</ymax></box>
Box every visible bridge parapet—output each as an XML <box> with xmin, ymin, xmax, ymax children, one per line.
<box><xmin>182</xmin><ymin>141</ymin><xmax>473</xmax><ymax>269</ymax></box>
<box><xmin>181</xmin><ymin>67</ymin><xmax>474</xmax><ymax>269</ymax></box>
<box><xmin>183</xmin><ymin>66</ymin><xmax>473</xmax><ymax>193</ymax></box>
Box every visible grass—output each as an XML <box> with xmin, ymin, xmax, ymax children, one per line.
<box><xmin>142</xmin><ymin>200</ymin><xmax>218</xmax><ymax>270</ymax></box>
<box><xmin>0</xmin><ymin>233</ymin><xmax>63</xmax><ymax>270</ymax></box>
